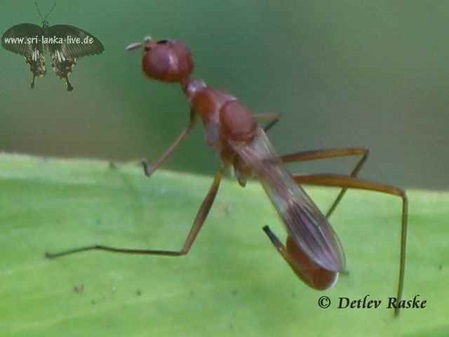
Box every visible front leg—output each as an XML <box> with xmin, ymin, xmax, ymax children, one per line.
<box><xmin>142</xmin><ymin>109</ymin><xmax>197</xmax><ymax>177</ymax></box>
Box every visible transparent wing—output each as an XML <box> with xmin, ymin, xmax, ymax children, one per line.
<box><xmin>46</xmin><ymin>24</ymin><xmax>104</xmax><ymax>58</ymax></box>
<box><xmin>230</xmin><ymin>128</ymin><xmax>346</xmax><ymax>272</ymax></box>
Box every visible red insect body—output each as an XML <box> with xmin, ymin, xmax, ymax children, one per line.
<box><xmin>138</xmin><ymin>38</ymin><xmax>345</xmax><ymax>289</ymax></box>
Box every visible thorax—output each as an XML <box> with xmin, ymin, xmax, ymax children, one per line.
<box><xmin>186</xmin><ymin>82</ymin><xmax>258</xmax><ymax>184</ymax></box>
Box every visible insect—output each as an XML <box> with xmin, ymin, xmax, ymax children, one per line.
<box><xmin>1</xmin><ymin>1</ymin><xmax>104</xmax><ymax>91</ymax></box>
<box><xmin>46</xmin><ymin>36</ymin><xmax>408</xmax><ymax>315</ymax></box>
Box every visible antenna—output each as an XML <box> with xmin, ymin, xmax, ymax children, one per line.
<box><xmin>34</xmin><ymin>1</ymin><xmax>56</xmax><ymax>22</ymax></box>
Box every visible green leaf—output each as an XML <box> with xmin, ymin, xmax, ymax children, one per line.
<box><xmin>0</xmin><ymin>153</ymin><xmax>446</xmax><ymax>337</ymax></box>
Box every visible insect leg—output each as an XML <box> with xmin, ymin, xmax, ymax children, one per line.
<box><xmin>279</xmin><ymin>148</ymin><xmax>369</xmax><ymax>217</ymax></box>
<box><xmin>142</xmin><ymin>110</ymin><xmax>197</xmax><ymax>177</ymax></box>
<box><xmin>262</xmin><ymin>226</ymin><xmax>297</xmax><ymax>275</ymax></box>
<box><xmin>45</xmin><ymin>168</ymin><xmax>223</xmax><ymax>259</ymax></box>
<box><xmin>292</xmin><ymin>173</ymin><xmax>408</xmax><ymax>317</ymax></box>
<box><xmin>253</xmin><ymin>113</ymin><xmax>281</xmax><ymax>133</ymax></box>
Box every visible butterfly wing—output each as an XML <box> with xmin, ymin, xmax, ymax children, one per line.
<box><xmin>45</xmin><ymin>24</ymin><xmax>104</xmax><ymax>58</ymax></box>
<box><xmin>230</xmin><ymin>128</ymin><xmax>346</xmax><ymax>272</ymax></box>
<box><xmin>44</xmin><ymin>24</ymin><xmax>104</xmax><ymax>91</ymax></box>
<box><xmin>1</xmin><ymin>23</ymin><xmax>43</xmax><ymax>56</ymax></box>
<box><xmin>1</xmin><ymin>23</ymin><xmax>46</xmax><ymax>88</ymax></box>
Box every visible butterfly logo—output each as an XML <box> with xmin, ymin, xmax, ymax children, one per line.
<box><xmin>1</xmin><ymin>1</ymin><xmax>104</xmax><ymax>91</ymax></box>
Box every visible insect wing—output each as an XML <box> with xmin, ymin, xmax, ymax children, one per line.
<box><xmin>2</xmin><ymin>23</ymin><xmax>47</xmax><ymax>86</ymax></box>
<box><xmin>45</xmin><ymin>25</ymin><xmax>104</xmax><ymax>58</ymax></box>
<box><xmin>230</xmin><ymin>129</ymin><xmax>346</xmax><ymax>272</ymax></box>
<box><xmin>43</xmin><ymin>25</ymin><xmax>104</xmax><ymax>91</ymax></box>
<box><xmin>1</xmin><ymin>23</ymin><xmax>43</xmax><ymax>56</ymax></box>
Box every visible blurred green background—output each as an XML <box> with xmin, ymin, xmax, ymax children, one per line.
<box><xmin>1</xmin><ymin>0</ymin><xmax>448</xmax><ymax>189</ymax></box>
<box><xmin>0</xmin><ymin>2</ymin><xmax>447</xmax><ymax>336</ymax></box>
